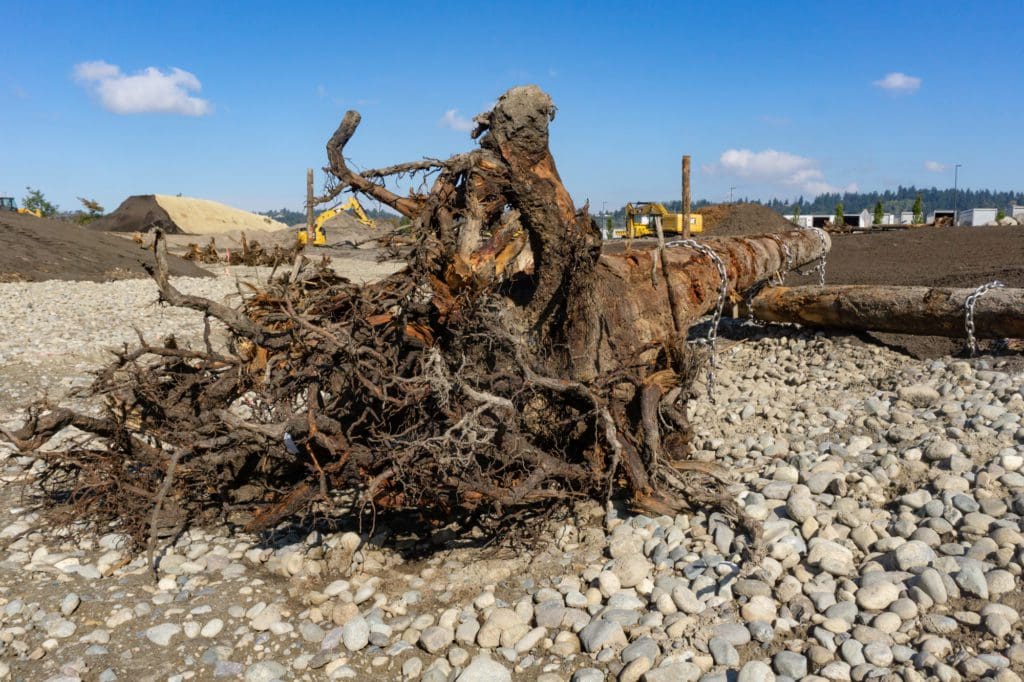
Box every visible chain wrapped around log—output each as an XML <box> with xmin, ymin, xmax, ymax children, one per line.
<box><xmin>748</xmin><ymin>284</ymin><xmax>1024</xmax><ymax>339</ymax></box>
<box><xmin>594</xmin><ymin>230</ymin><xmax>830</xmax><ymax>351</ymax></box>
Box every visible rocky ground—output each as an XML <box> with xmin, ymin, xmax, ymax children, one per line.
<box><xmin>0</xmin><ymin>266</ymin><xmax>1023</xmax><ymax>681</ymax></box>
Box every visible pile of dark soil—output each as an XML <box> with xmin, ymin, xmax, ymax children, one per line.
<box><xmin>0</xmin><ymin>212</ymin><xmax>209</xmax><ymax>282</ymax></box>
<box><xmin>697</xmin><ymin>203</ymin><xmax>796</xmax><ymax>236</ymax></box>
<box><xmin>88</xmin><ymin>195</ymin><xmax>179</xmax><ymax>233</ymax></box>
<box><xmin>787</xmin><ymin>225</ymin><xmax>1024</xmax><ymax>358</ymax></box>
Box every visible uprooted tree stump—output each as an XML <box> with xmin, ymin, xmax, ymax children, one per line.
<box><xmin>2</xmin><ymin>86</ymin><xmax>829</xmax><ymax>554</ymax></box>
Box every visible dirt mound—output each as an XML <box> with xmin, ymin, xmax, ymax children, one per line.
<box><xmin>319</xmin><ymin>211</ymin><xmax>378</xmax><ymax>245</ymax></box>
<box><xmin>0</xmin><ymin>211</ymin><xmax>210</xmax><ymax>282</ymax></box>
<box><xmin>89</xmin><ymin>195</ymin><xmax>178</xmax><ymax>233</ymax></box>
<box><xmin>91</xmin><ymin>195</ymin><xmax>287</xmax><ymax>235</ymax></box>
<box><xmin>697</xmin><ymin>203</ymin><xmax>796</xmax><ymax>236</ymax></box>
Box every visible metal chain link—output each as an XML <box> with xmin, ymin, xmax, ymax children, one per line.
<box><xmin>767</xmin><ymin>234</ymin><xmax>794</xmax><ymax>285</ymax></box>
<box><xmin>795</xmin><ymin>227</ymin><xmax>828</xmax><ymax>285</ymax></box>
<box><xmin>964</xmin><ymin>280</ymin><xmax>1005</xmax><ymax>356</ymax></box>
<box><xmin>664</xmin><ymin>239</ymin><xmax>729</xmax><ymax>401</ymax></box>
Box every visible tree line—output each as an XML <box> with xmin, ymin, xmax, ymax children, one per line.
<box><xmin>598</xmin><ymin>186</ymin><xmax>1022</xmax><ymax>223</ymax></box>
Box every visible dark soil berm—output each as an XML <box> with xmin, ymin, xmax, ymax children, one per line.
<box><xmin>0</xmin><ymin>211</ymin><xmax>210</xmax><ymax>282</ymax></box>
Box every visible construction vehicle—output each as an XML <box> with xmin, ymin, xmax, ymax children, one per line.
<box><xmin>0</xmin><ymin>196</ymin><xmax>42</xmax><ymax>217</ymax></box>
<box><xmin>298</xmin><ymin>196</ymin><xmax>375</xmax><ymax>246</ymax></box>
<box><xmin>613</xmin><ymin>202</ymin><xmax>702</xmax><ymax>239</ymax></box>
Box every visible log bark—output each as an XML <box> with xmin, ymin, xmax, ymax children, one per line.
<box><xmin>750</xmin><ymin>285</ymin><xmax>1024</xmax><ymax>338</ymax></box>
<box><xmin>574</xmin><ymin>230</ymin><xmax>830</xmax><ymax>378</ymax></box>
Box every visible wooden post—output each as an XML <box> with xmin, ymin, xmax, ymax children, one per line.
<box><xmin>682</xmin><ymin>155</ymin><xmax>691</xmax><ymax>238</ymax></box>
<box><xmin>305</xmin><ymin>168</ymin><xmax>315</xmax><ymax>242</ymax></box>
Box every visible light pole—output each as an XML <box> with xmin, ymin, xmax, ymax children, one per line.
<box><xmin>953</xmin><ymin>164</ymin><xmax>962</xmax><ymax>224</ymax></box>
<box><xmin>729</xmin><ymin>186</ymin><xmax>736</xmax><ymax>202</ymax></box>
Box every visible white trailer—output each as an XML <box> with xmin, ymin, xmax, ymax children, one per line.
<box><xmin>956</xmin><ymin>208</ymin><xmax>998</xmax><ymax>226</ymax></box>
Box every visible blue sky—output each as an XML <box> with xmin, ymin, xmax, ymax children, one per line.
<box><xmin>3</xmin><ymin>0</ymin><xmax>1022</xmax><ymax>214</ymax></box>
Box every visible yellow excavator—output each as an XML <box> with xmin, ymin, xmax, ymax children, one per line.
<box><xmin>0</xmin><ymin>197</ymin><xmax>42</xmax><ymax>218</ymax></box>
<box><xmin>615</xmin><ymin>202</ymin><xmax>702</xmax><ymax>239</ymax></box>
<box><xmin>298</xmin><ymin>196</ymin><xmax>375</xmax><ymax>246</ymax></box>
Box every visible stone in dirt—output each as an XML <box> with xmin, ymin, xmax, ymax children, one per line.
<box><xmin>456</xmin><ymin>655</ymin><xmax>511</xmax><ymax>682</ymax></box>
<box><xmin>145</xmin><ymin>623</ymin><xmax>182</xmax><ymax>646</ymax></box>
<box><xmin>856</xmin><ymin>581</ymin><xmax>900</xmax><ymax>611</ymax></box>
<box><xmin>245</xmin><ymin>660</ymin><xmax>287</xmax><ymax>682</ymax></box>
<box><xmin>579</xmin><ymin>620</ymin><xmax>627</xmax><ymax>652</ymax></box>
<box><xmin>342</xmin><ymin>615</ymin><xmax>370</xmax><ymax>651</ymax></box>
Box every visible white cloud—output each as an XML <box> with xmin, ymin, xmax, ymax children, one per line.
<box><xmin>438</xmin><ymin>108</ymin><xmax>474</xmax><ymax>132</ymax></box>
<box><xmin>73</xmin><ymin>60</ymin><xmax>211</xmax><ymax>116</ymax></box>
<box><xmin>708</xmin><ymin>148</ymin><xmax>856</xmax><ymax>195</ymax></box>
<box><xmin>872</xmin><ymin>72</ymin><xmax>921</xmax><ymax>93</ymax></box>
<box><xmin>924</xmin><ymin>160</ymin><xmax>948</xmax><ymax>172</ymax></box>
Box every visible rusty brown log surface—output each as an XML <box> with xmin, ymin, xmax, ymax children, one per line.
<box><xmin>592</xmin><ymin>230</ymin><xmax>830</xmax><ymax>356</ymax></box>
<box><xmin>750</xmin><ymin>284</ymin><xmax>1024</xmax><ymax>338</ymax></box>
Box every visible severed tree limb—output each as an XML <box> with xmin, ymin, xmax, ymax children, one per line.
<box><xmin>147</xmin><ymin>448</ymin><xmax>182</xmax><ymax>577</ymax></box>
<box><xmin>749</xmin><ymin>285</ymin><xmax>1024</xmax><ymax>339</ymax></box>
<box><xmin>322</xmin><ymin>111</ymin><xmax>428</xmax><ymax>217</ymax></box>
<box><xmin>360</xmin><ymin>158</ymin><xmax>446</xmax><ymax>179</ymax></box>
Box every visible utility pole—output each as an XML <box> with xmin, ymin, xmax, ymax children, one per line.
<box><xmin>306</xmin><ymin>168</ymin><xmax>315</xmax><ymax>243</ymax></box>
<box><xmin>953</xmin><ymin>164</ymin><xmax>962</xmax><ymax>225</ymax></box>
<box><xmin>682</xmin><ymin>155</ymin><xmax>691</xmax><ymax>238</ymax></box>
<box><xmin>729</xmin><ymin>186</ymin><xmax>736</xmax><ymax>203</ymax></box>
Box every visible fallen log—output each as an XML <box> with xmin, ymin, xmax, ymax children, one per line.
<box><xmin>591</xmin><ymin>231</ymin><xmax>829</xmax><ymax>368</ymax></box>
<box><xmin>749</xmin><ymin>284</ymin><xmax>1024</xmax><ymax>339</ymax></box>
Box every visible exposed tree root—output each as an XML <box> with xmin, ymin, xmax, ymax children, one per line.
<box><xmin>183</xmin><ymin>234</ymin><xmax>296</xmax><ymax>267</ymax></box>
<box><xmin>3</xmin><ymin>87</ymin><xmax>826</xmax><ymax>555</ymax></box>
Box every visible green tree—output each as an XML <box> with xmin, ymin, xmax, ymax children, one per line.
<box><xmin>605</xmin><ymin>216</ymin><xmax>613</xmax><ymax>237</ymax></box>
<box><xmin>912</xmin><ymin>194</ymin><xmax>924</xmax><ymax>224</ymax></box>
<box><xmin>834</xmin><ymin>201</ymin><xmax>844</xmax><ymax>227</ymax></box>
<box><xmin>22</xmin><ymin>187</ymin><xmax>58</xmax><ymax>217</ymax></box>
<box><xmin>791</xmin><ymin>204</ymin><xmax>801</xmax><ymax>225</ymax></box>
<box><xmin>873</xmin><ymin>200</ymin><xmax>884</xmax><ymax>225</ymax></box>
<box><xmin>75</xmin><ymin>197</ymin><xmax>104</xmax><ymax>225</ymax></box>
<box><xmin>996</xmin><ymin>208</ymin><xmax>1006</xmax><ymax>221</ymax></box>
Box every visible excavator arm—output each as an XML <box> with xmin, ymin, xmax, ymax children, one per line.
<box><xmin>298</xmin><ymin>196</ymin><xmax>376</xmax><ymax>246</ymax></box>
<box><xmin>346</xmin><ymin>198</ymin><xmax>375</xmax><ymax>228</ymax></box>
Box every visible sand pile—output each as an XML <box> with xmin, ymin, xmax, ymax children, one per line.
<box><xmin>696</xmin><ymin>203</ymin><xmax>796</xmax><ymax>236</ymax></box>
<box><xmin>91</xmin><ymin>195</ymin><xmax>287</xmax><ymax>235</ymax></box>
<box><xmin>0</xmin><ymin>211</ymin><xmax>209</xmax><ymax>282</ymax></box>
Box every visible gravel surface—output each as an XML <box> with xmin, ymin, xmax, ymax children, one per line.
<box><xmin>1</xmin><ymin>263</ymin><xmax>1023</xmax><ymax>681</ymax></box>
